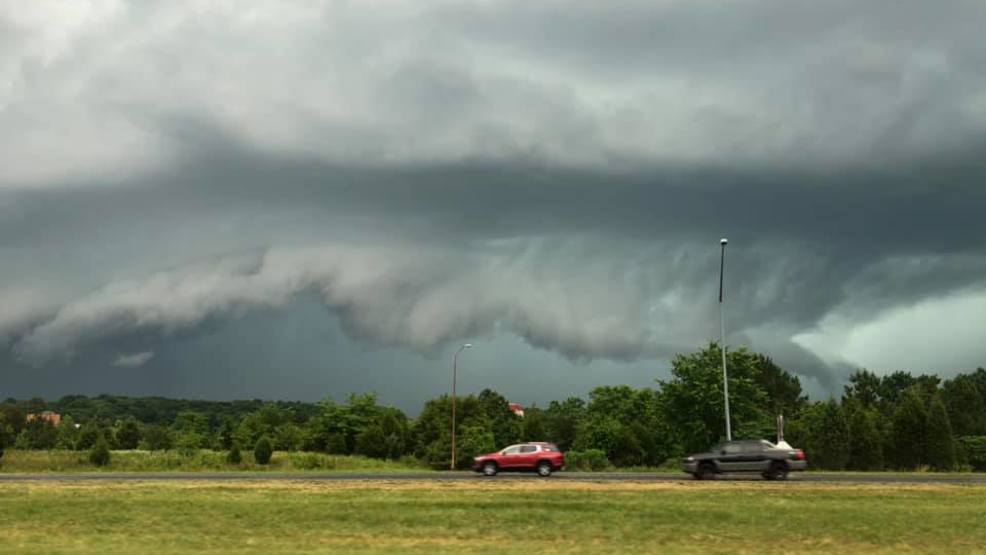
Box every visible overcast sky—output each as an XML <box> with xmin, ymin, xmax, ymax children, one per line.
<box><xmin>2</xmin><ymin>0</ymin><xmax>985</xmax><ymax>411</ymax></box>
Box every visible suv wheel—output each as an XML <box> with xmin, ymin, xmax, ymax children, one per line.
<box><xmin>697</xmin><ymin>463</ymin><xmax>716</xmax><ymax>480</ymax></box>
<box><xmin>765</xmin><ymin>462</ymin><xmax>788</xmax><ymax>481</ymax></box>
<box><xmin>537</xmin><ymin>461</ymin><xmax>553</xmax><ymax>477</ymax></box>
<box><xmin>483</xmin><ymin>462</ymin><xmax>498</xmax><ymax>476</ymax></box>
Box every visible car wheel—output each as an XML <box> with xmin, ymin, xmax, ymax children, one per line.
<box><xmin>767</xmin><ymin>462</ymin><xmax>788</xmax><ymax>481</ymax></box>
<box><xmin>483</xmin><ymin>462</ymin><xmax>498</xmax><ymax>476</ymax></box>
<box><xmin>697</xmin><ymin>463</ymin><xmax>716</xmax><ymax>480</ymax></box>
<box><xmin>537</xmin><ymin>461</ymin><xmax>553</xmax><ymax>477</ymax></box>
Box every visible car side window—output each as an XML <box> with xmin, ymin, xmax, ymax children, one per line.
<box><xmin>503</xmin><ymin>446</ymin><xmax>522</xmax><ymax>455</ymax></box>
<box><xmin>722</xmin><ymin>443</ymin><xmax>742</xmax><ymax>455</ymax></box>
<box><xmin>742</xmin><ymin>443</ymin><xmax>765</xmax><ymax>454</ymax></box>
<box><xmin>519</xmin><ymin>445</ymin><xmax>537</xmax><ymax>453</ymax></box>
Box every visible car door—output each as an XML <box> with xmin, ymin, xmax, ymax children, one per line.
<box><xmin>739</xmin><ymin>442</ymin><xmax>769</xmax><ymax>471</ymax></box>
<box><xmin>717</xmin><ymin>442</ymin><xmax>745</xmax><ymax>471</ymax></box>
<box><xmin>517</xmin><ymin>444</ymin><xmax>539</xmax><ymax>468</ymax></box>
<box><xmin>500</xmin><ymin>445</ymin><xmax>523</xmax><ymax>468</ymax></box>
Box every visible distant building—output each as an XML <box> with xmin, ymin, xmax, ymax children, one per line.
<box><xmin>26</xmin><ymin>411</ymin><xmax>61</xmax><ymax>426</ymax></box>
<box><xmin>508</xmin><ymin>403</ymin><xmax>525</xmax><ymax>417</ymax></box>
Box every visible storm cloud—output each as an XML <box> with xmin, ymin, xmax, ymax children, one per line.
<box><xmin>2</xmin><ymin>0</ymin><xmax>985</xmax><ymax>407</ymax></box>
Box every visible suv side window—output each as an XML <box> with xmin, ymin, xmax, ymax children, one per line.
<box><xmin>722</xmin><ymin>443</ymin><xmax>743</xmax><ymax>455</ymax></box>
<box><xmin>519</xmin><ymin>445</ymin><xmax>537</xmax><ymax>453</ymax></box>
<box><xmin>503</xmin><ymin>446</ymin><xmax>522</xmax><ymax>455</ymax></box>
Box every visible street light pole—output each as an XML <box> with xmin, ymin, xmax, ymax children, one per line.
<box><xmin>719</xmin><ymin>238</ymin><xmax>731</xmax><ymax>442</ymax></box>
<box><xmin>451</xmin><ymin>343</ymin><xmax>472</xmax><ymax>470</ymax></box>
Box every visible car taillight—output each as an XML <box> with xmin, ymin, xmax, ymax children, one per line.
<box><xmin>795</xmin><ymin>450</ymin><xmax>805</xmax><ymax>460</ymax></box>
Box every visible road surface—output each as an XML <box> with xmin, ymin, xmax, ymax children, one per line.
<box><xmin>2</xmin><ymin>471</ymin><xmax>985</xmax><ymax>483</ymax></box>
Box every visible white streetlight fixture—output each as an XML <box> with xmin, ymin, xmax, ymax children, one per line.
<box><xmin>719</xmin><ymin>238</ymin><xmax>731</xmax><ymax>442</ymax></box>
<box><xmin>451</xmin><ymin>343</ymin><xmax>473</xmax><ymax>470</ymax></box>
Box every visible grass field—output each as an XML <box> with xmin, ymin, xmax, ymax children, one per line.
<box><xmin>1</xmin><ymin>480</ymin><xmax>985</xmax><ymax>554</ymax></box>
<box><xmin>0</xmin><ymin>449</ymin><xmax>428</xmax><ymax>473</ymax></box>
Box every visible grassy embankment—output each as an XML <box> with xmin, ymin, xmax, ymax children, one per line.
<box><xmin>1</xmin><ymin>480</ymin><xmax>985</xmax><ymax>554</ymax></box>
<box><xmin>0</xmin><ymin>449</ymin><xmax>428</xmax><ymax>473</ymax></box>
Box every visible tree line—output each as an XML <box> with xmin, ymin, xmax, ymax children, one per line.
<box><xmin>2</xmin><ymin>344</ymin><xmax>985</xmax><ymax>471</ymax></box>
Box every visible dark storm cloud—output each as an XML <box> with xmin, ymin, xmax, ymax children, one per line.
<box><xmin>2</xmin><ymin>0</ymin><xmax>986</xmax><ymax>403</ymax></box>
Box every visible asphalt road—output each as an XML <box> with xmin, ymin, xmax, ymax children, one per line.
<box><xmin>2</xmin><ymin>471</ymin><xmax>986</xmax><ymax>484</ymax></box>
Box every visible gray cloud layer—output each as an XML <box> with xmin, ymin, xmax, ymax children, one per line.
<box><xmin>2</xmin><ymin>0</ymin><xmax>985</xmax><ymax>404</ymax></box>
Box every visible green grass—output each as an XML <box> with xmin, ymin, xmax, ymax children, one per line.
<box><xmin>0</xmin><ymin>481</ymin><xmax>984</xmax><ymax>554</ymax></box>
<box><xmin>0</xmin><ymin>449</ymin><xmax>429</xmax><ymax>473</ymax></box>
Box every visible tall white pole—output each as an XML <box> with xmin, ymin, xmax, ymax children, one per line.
<box><xmin>719</xmin><ymin>238</ymin><xmax>732</xmax><ymax>442</ymax></box>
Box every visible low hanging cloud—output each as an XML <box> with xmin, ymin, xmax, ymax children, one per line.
<box><xmin>112</xmin><ymin>350</ymin><xmax>155</xmax><ymax>368</ymax></box>
<box><xmin>15</xmin><ymin>242</ymin><xmax>677</xmax><ymax>365</ymax></box>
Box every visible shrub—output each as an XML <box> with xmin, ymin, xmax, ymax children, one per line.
<box><xmin>226</xmin><ymin>444</ymin><xmax>242</xmax><ymax>464</ymax></box>
<box><xmin>959</xmin><ymin>436</ymin><xmax>986</xmax><ymax>471</ymax></box>
<box><xmin>291</xmin><ymin>452</ymin><xmax>324</xmax><ymax>470</ymax></box>
<box><xmin>567</xmin><ymin>449</ymin><xmax>609</xmax><ymax>471</ymax></box>
<box><xmin>89</xmin><ymin>436</ymin><xmax>111</xmax><ymax>467</ymax></box>
<box><xmin>115</xmin><ymin>418</ymin><xmax>142</xmax><ymax>450</ymax></box>
<box><xmin>355</xmin><ymin>425</ymin><xmax>388</xmax><ymax>459</ymax></box>
<box><xmin>254</xmin><ymin>436</ymin><xmax>273</xmax><ymax>465</ymax></box>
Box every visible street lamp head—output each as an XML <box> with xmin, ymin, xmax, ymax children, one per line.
<box><xmin>720</xmin><ymin>238</ymin><xmax>728</xmax><ymax>245</ymax></box>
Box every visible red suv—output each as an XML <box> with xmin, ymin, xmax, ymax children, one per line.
<box><xmin>472</xmin><ymin>442</ymin><xmax>565</xmax><ymax>477</ymax></box>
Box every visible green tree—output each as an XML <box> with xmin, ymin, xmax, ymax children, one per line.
<box><xmin>520</xmin><ymin>406</ymin><xmax>547</xmax><ymax>441</ymax></box>
<box><xmin>0</xmin><ymin>405</ymin><xmax>25</xmax><ymax>446</ymax></box>
<box><xmin>892</xmin><ymin>388</ymin><xmax>928</xmax><ymax>470</ymax></box>
<box><xmin>56</xmin><ymin>415</ymin><xmax>78</xmax><ymax>449</ymax></box>
<box><xmin>76</xmin><ymin>422</ymin><xmax>102</xmax><ymax>450</ymax></box>
<box><xmin>843</xmin><ymin>369</ymin><xmax>882</xmax><ymax>408</ymax></box>
<box><xmin>543</xmin><ymin>397</ymin><xmax>585</xmax><ymax>452</ymax></box>
<box><xmin>115</xmin><ymin>417</ymin><xmax>141</xmax><ymax>450</ymax></box>
<box><xmin>753</xmin><ymin>354</ymin><xmax>807</xmax><ymax>417</ymax></box>
<box><xmin>355</xmin><ymin>425</ymin><xmax>388</xmax><ymax>459</ymax></box>
<box><xmin>175</xmin><ymin>431</ymin><xmax>203</xmax><ymax>456</ymax></box>
<box><xmin>925</xmin><ymin>395</ymin><xmax>956</xmax><ymax>471</ymax></box>
<box><xmin>378</xmin><ymin>412</ymin><xmax>407</xmax><ymax>460</ymax></box>
<box><xmin>226</xmin><ymin>443</ymin><xmax>242</xmax><ymax>464</ymax></box>
<box><xmin>172</xmin><ymin>411</ymin><xmax>210</xmax><ymax>448</ymax></box>
<box><xmin>141</xmin><ymin>425</ymin><xmax>172</xmax><ymax>450</ymax></box>
<box><xmin>846</xmin><ymin>403</ymin><xmax>883</xmax><ymax>470</ymax></box>
<box><xmin>941</xmin><ymin>374</ymin><xmax>986</xmax><ymax>437</ymax></box>
<box><xmin>325</xmin><ymin>433</ymin><xmax>348</xmax><ymax>455</ymax></box>
<box><xmin>217</xmin><ymin>418</ymin><xmax>236</xmax><ymax>450</ymax></box>
<box><xmin>798</xmin><ymin>400</ymin><xmax>850</xmax><ymax>470</ymax></box>
<box><xmin>254</xmin><ymin>436</ymin><xmax>273</xmax><ymax>465</ymax></box>
<box><xmin>455</xmin><ymin>425</ymin><xmax>496</xmax><ymax>469</ymax></box>
<box><xmin>477</xmin><ymin>389</ymin><xmax>522</xmax><ymax>448</ymax></box>
<box><xmin>89</xmin><ymin>434</ymin><xmax>111</xmax><ymax>467</ymax></box>
<box><xmin>412</xmin><ymin>394</ymin><xmax>489</xmax><ymax>463</ymax></box>
<box><xmin>658</xmin><ymin>344</ymin><xmax>773</xmax><ymax>453</ymax></box>
<box><xmin>22</xmin><ymin>419</ymin><xmax>58</xmax><ymax>449</ymax></box>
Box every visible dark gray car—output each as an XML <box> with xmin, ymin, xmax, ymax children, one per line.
<box><xmin>681</xmin><ymin>439</ymin><xmax>807</xmax><ymax>480</ymax></box>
